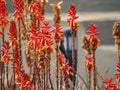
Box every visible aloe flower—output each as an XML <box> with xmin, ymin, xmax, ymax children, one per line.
<box><xmin>85</xmin><ymin>55</ymin><xmax>93</xmax><ymax>70</ymax></box>
<box><xmin>8</xmin><ymin>21</ymin><xmax>18</xmax><ymax>47</ymax></box>
<box><xmin>28</xmin><ymin>2</ymin><xmax>44</xmax><ymax>24</ymax></box>
<box><xmin>67</xmin><ymin>4</ymin><xmax>79</xmax><ymax>31</ymax></box>
<box><xmin>86</xmin><ymin>24</ymin><xmax>100</xmax><ymax>49</ymax></box>
<box><xmin>28</xmin><ymin>21</ymin><xmax>52</xmax><ymax>52</ymax></box>
<box><xmin>103</xmin><ymin>78</ymin><xmax>118</xmax><ymax>90</ymax></box>
<box><xmin>60</xmin><ymin>61</ymin><xmax>73</xmax><ymax>78</ymax></box>
<box><xmin>13</xmin><ymin>0</ymin><xmax>25</xmax><ymax>20</ymax></box>
<box><xmin>58</xmin><ymin>53</ymin><xmax>66</xmax><ymax>63</ymax></box>
<box><xmin>52</xmin><ymin>24</ymin><xmax>63</xmax><ymax>42</ymax></box>
<box><xmin>13</xmin><ymin>42</ymin><xmax>31</xmax><ymax>90</ymax></box>
<box><xmin>0</xmin><ymin>31</ymin><xmax>3</xmax><ymax>36</ymax></box>
<box><xmin>115</xmin><ymin>63</ymin><xmax>120</xmax><ymax>82</ymax></box>
<box><xmin>0</xmin><ymin>41</ymin><xmax>12</xmax><ymax>63</ymax></box>
<box><xmin>0</xmin><ymin>0</ymin><xmax>9</xmax><ymax>28</ymax></box>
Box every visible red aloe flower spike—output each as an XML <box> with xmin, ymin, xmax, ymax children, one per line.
<box><xmin>8</xmin><ymin>21</ymin><xmax>18</xmax><ymax>47</ymax></box>
<box><xmin>29</xmin><ymin>2</ymin><xmax>41</xmax><ymax>13</ymax></box>
<box><xmin>86</xmin><ymin>24</ymin><xmax>100</xmax><ymax>49</ymax></box>
<box><xmin>41</xmin><ymin>21</ymin><xmax>51</xmax><ymax>29</ymax></box>
<box><xmin>1</xmin><ymin>40</ymin><xmax>10</xmax><ymax>53</ymax></box>
<box><xmin>52</xmin><ymin>24</ymin><xmax>64</xmax><ymax>42</ymax></box>
<box><xmin>103</xmin><ymin>78</ymin><xmax>118</xmax><ymax>90</ymax></box>
<box><xmin>85</xmin><ymin>55</ymin><xmax>93</xmax><ymax>70</ymax></box>
<box><xmin>115</xmin><ymin>63</ymin><xmax>120</xmax><ymax>82</ymax></box>
<box><xmin>68</xmin><ymin>4</ymin><xmax>79</xmax><ymax>20</ymax></box>
<box><xmin>1</xmin><ymin>41</ymin><xmax>12</xmax><ymax>63</ymax></box>
<box><xmin>67</xmin><ymin>3</ymin><xmax>79</xmax><ymax>31</ymax></box>
<box><xmin>87</xmin><ymin>24</ymin><xmax>100</xmax><ymax>36</ymax></box>
<box><xmin>0</xmin><ymin>0</ymin><xmax>9</xmax><ymax>28</ymax></box>
<box><xmin>9</xmin><ymin>21</ymin><xmax>17</xmax><ymax>38</ymax></box>
<box><xmin>60</xmin><ymin>61</ymin><xmax>73</xmax><ymax>78</ymax></box>
<box><xmin>13</xmin><ymin>0</ymin><xmax>25</xmax><ymax>20</ymax></box>
<box><xmin>58</xmin><ymin>53</ymin><xmax>66</xmax><ymax>63</ymax></box>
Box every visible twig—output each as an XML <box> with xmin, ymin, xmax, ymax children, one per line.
<box><xmin>56</xmin><ymin>42</ymin><xmax>59</xmax><ymax>90</ymax></box>
<box><xmin>88</xmin><ymin>70</ymin><xmax>91</xmax><ymax>90</ymax></box>
<box><xmin>71</xmin><ymin>30</ymin><xmax>75</xmax><ymax>90</ymax></box>
<box><xmin>92</xmin><ymin>49</ymin><xmax>96</xmax><ymax>90</ymax></box>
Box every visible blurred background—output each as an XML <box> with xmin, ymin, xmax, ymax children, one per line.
<box><xmin>5</xmin><ymin>0</ymin><xmax>120</xmax><ymax>88</ymax></box>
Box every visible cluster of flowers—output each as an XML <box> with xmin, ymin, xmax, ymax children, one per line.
<box><xmin>0</xmin><ymin>0</ymin><xmax>9</xmax><ymax>31</ymax></box>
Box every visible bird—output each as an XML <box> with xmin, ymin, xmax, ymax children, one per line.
<box><xmin>59</xmin><ymin>38</ymin><xmax>68</xmax><ymax>60</ymax></box>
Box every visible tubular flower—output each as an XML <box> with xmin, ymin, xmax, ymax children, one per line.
<box><xmin>0</xmin><ymin>41</ymin><xmax>12</xmax><ymax>63</ymax></box>
<box><xmin>115</xmin><ymin>63</ymin><xmax>120</xmax><ymax>82</ymax></box>
<box><xmin>60</xmin><ymin>61</ymin><xmax>73</xmax><ymax>78</ymax></box>
<box><xmin>52</xmin><ymin>24</ymin><xmax>64</xmax><ymax>42</ymax></box>
<box><xmin>29</xmin><ymin>2</ymin><xmax>41</xmax><ymax>13</ymax></box>
<box><xmin>103</xmin><ymin>78</ymin><xmax>118</xmax><ymax>90</ymax></box>
<box><xmin>67</xmin><ymin>3</ymin><xmax>79</xmax><ymax>31</ymax></box>
<box><xmin>58</xmin><ymin>53</ymin><xmax>66</xmax><ymax>63</ymax></box>
<box><xmin>13</xmin><ymin>0</ymin><xmax>25</xmax><ymax>20</ymax></box>
<box><xmin>86</xmin><ymin>24</ymin><xmax>100</xmax><ymax>49</ymax></box>
<box><xmin>28</xmin><ymin>2</ymin><xmax>44</xmax><ymax>28</ymax></box>
<box><xmin>85</xmin><ymin>55</ymin><xmax>93</xmax><ymax>70</ymax></box>
<box><xmin>8</xmin><ymin>21</ymin><xmax>18</xmax><ymax>47</ymax></box>
<box><xmin>0</xmin><ymin>0</ymin><xmax>9</xmax><ymax>28</ymax></box>
<box><xmin>0</xmin><ymin>31</ymin><xmax>3</xmax><ymax>36</ymax></box>
<box><xmin>87</xmin><ymin>24</ymin><xmax>100</xmax><ymax>36</ymax></box>
<box><xmin>13</xmin><ymin>42</ymin><xmax>31</xmax><ymax>90</ymax></box>
<box><xmin>28</xmin><ymin>21</ymin><xmax>53</xmax><ymax>52</ymax></box>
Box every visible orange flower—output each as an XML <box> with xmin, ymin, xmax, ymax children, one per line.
<box><xmin>0</xmin><ymin>0</ymin><xmax>9</xmax><ymax>28</ymax></box>
<box><xmin>52</xmin><ymin>24</ymin><xmax>64</xmax><ymax>42</ymax></box>
<box><xmin>85</xmin><ymin>55</ymin><xmax>93</xmax><ymax>70</ymax></box>
<box><xmin>67</xmin><ymin>3</ymin><xmax>79</xmax><ymax>31</ymax></box>
<box><xmin>0</xmin><ymin>31</ymin><xmax>3</xmax><ymax>36</ymax></box>
<box><xmin>58</xmin><ymin>53</ymin><xmax>66</xmax><ymax>63</ymax></box>
<box><xmin>13</xmin><ymin>0</ymin><xmax>25</xmax><ymax>20</ymax></box>
<box><xmin>60</xmin><ymin>61</ymin><xmax>73</xmax><ymax>78</ymax></box>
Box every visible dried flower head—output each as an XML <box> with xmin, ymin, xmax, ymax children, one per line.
<box><xmin>50</xmin><ymin>1</ymin><xmax>63</xmax><ymax>24</ymax></box>
<box><xmin>82</xmin><ymin>35</ymin><xmax>91</xmax><ymax>54</ymax></box>
<box><xmin>113</xmin><ymin>20</ymin><xmax>120</xmax><ymax>45</ymax></box>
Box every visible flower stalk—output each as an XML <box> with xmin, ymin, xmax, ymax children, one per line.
<box><xmin>67</xmin><ymin>4</ymin><xmax>79</xmax><ymax>89</ymax></box>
